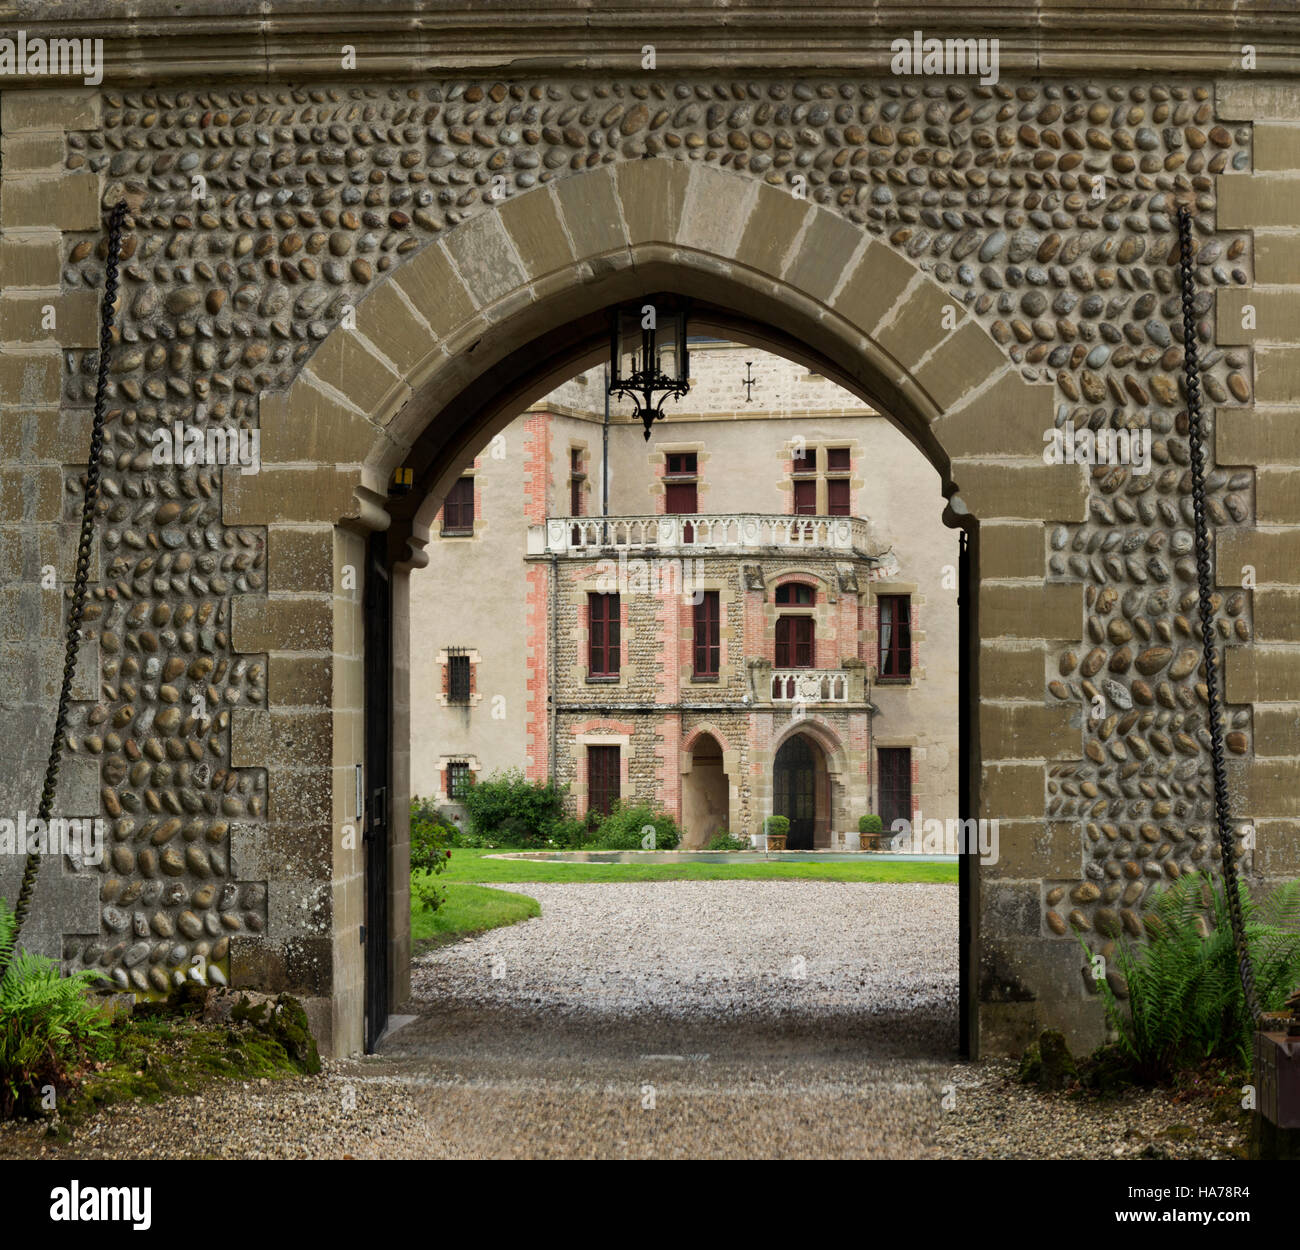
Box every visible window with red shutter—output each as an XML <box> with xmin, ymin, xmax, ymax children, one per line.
<box><xmin>827</xmin><ymin>478</ymin><xmax>851</xmax><ymax>516</ymax></box>
<box><xmin>442</xmin><ymin>477</ymin><xmax>475</xmax><ymax>534</ymax></box>
<box><xmin>791</xmin><ymin>447</ymin><xmax>816</xmax><ymax>474</ymax></box>
<box><xmin>588</xmin><ymin>593</ymin><xmax>620</xmax><ymax>677</ymax></box>
<box><xmin>664</xmin><ymin>455</ymin><xmax>697</xmax><ymax>541</ymax></box>
<box><xmin>792</xmin><ymin>479</ymin><xmax>817</xmax><ymax>516</ymax></box>
<box><xmin>878</xmin><ymin>594</ymin><xmax>912</xmax><ymax>678</ymax></box>
<box><xmin>664</xmin><ymin>480</ymin><xmax>697</xmax><ymax>513</ymax></box>
<box><xmin>693</xmin><ymin>591</ymin><xmax>720</xmax><ymax>677</ymax></box>
<box><xmin>775</xmin><ymin>615</ymin><xmax>814</xmax><ymax>668</ymax></box>
<box><xmin>826</xmin><ymin>446</ymin><xmax>851</xmax><ymax>472</ymax></box>
<box><xmin>587</xmin><ymin>745</ymin><xmax>620</xmax><ymax>815</ymax></box>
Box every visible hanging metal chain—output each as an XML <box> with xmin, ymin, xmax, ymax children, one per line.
<box><xmin>1176</xmin><ymin>202</ymin><xmax>1261</xmax><ymax>1023</ymax></box>
<box><xmin>0</xmin><ymin>198</ymin><xmax>128</xmax><ymax>986</ymax></box>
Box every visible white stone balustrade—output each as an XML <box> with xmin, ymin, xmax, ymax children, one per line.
<box><xmin>769</xmin><ymin>669</ymin><xmax>850</xmax><ymax>703</ymax></box>
<box><xmin>529</xmin><ymin>513</ymin><xmax>879</xmax><ymax>556</ymax></box>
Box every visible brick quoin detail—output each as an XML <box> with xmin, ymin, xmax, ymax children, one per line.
<box><xmin>523</xmin><ymin>414</ymin><xmax>552</xmax><ymax>780</ymax></box>
<box><xmin>655</xmin><ymin>590</ymin><xmax>684</xmax><ymax>817</ymax></box>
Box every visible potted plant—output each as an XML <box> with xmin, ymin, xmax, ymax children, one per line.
<box><xmin>765</xmin><ymin>814</ymin><xmax>789</xmax><ymax>852</ymax></box>
<box><xmin>858</xmin><ymin>813</ymin><xmax>884</xmax><ymax>852</ymax></box>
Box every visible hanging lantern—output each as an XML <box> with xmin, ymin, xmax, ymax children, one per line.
<box><xmin>607</xmin><ymin>296</ymin><xmax>692</xmax><ymax>440</ymax></box>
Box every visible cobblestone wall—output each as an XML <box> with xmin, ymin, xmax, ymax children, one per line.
<box><xmin>0</xmin><ymin>70</ymin><xmax>1280</xmax><ymax>1054</ymax></box>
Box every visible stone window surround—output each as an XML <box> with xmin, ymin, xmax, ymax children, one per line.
<box><xmin>435</xmin><ymin>753</ymin><xmax>482</xmax><ymax>804</ymax></box>
<box><xmin>572</xmin><ymin>730</ymin><xmax>632</xmax><ymax>818</ymax></box>
<box><xmin>435</xmin><ymin>647</ymin><xmax>483</xmax><ymax>708</ymax></box>
<box><xmin>871</xmin><ymin>740</ymin><xmax>926</xmax><ymax>833</ymax></box>
<box><xmin>869</xmin><ymin>582</ymin><xmax>925</xmax><ymax>687</ymax></box>
<box><xmin>763</xmin><ymin>570</ymin><xmax>839</xmax><ymax>669</ymax></box>
<box><xmin>651</xmin><ymin>439</ymin><xmax>708</xmax><ymax>513</ymax></box>
<box><xmin>780</xmin><ymin>438</ymin><xmax>863</xmax><ymax>516</ymax></box>
<box><xmin>578</xmin><ymin>577</ymin><xmax>628</xmax><ymax>687</ymax></box>
<box><xmin>680</xmin><ymin>576</ymin><xmax>731</xmax><ymax>685</ymax></box>
<box><xmin>438</xmin><ymin>465</ymin><xmax>486</xmax><ymax>541</ymax></box>
<box><xmin>567</xmin><ymin>439</ymin><xmax>590</xmax><ymax>516</ymax></box>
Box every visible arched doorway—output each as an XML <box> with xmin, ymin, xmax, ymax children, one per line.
<box><xmin>682</xmin><ymin>733</ymin><xmax>729</xmax><ymax>848</ymax></box>
<box><xmin>247</xmin><ymin>161</ymin><xmax>1091</xmax><ymax>1057</ymax></box>
<box><xmin>773</xmin><ymin>734</ymin><xmax>820</xmax><ymax>851</ymax></box>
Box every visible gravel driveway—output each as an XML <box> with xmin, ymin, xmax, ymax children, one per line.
<box><xmin>402</xmin><ymin>880</ymin><xmax>959</xmax><ymax>1039</ymax></box>
<box><xmin>0</xmin><ymin>880</ymin><xmax>1244</xmax><ymax>1159</ymax></box>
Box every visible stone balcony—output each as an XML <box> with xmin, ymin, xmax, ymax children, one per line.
<box><xmin>528</xmin><ymin>513</ymin><xmax>895</xmax><ymax>564</ymax></box>
<box><xmin>770</xmin><ymin>668</ymin><xmax>850</xmax><ymax>702</ymax></box>
<box><xmin>752</xmin><ymin>658</ymin><xmax>869</xmax><ymax>705</ymax></box>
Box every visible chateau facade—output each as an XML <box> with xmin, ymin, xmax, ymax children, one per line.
<box><xmin>409</xmin><ymin>344</ymin><xmax>960</xmax><ymax>847</ymax></box>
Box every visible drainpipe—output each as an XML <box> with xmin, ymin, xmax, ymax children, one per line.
<box><xmin>602</xmin><ymin>359</ymin><xmax>610</xmax><ymax>540</ymax></box>
<box><xmin>549</xmin><ymin>549</ymin><xmax>558</xmax><ymax>787</ymax></box>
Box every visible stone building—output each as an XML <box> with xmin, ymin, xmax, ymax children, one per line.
<box><xmin>0</xmin><ymin>2</ymin><xmax>1297</xmax><ymax>1058</ymax></box>
<box><xmin>408</xmin><ymin>343</ymin><xmax>960</xmax><ymax>846</ymax></box>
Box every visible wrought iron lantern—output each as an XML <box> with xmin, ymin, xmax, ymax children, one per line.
<box><xmin>607</xmin><ymin>297</ymin><xmax>692</xmax><ymax>440</ymax></box>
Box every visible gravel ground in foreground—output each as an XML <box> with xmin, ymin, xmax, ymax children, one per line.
<box><xmin>0</xmin><ymin>882</ymin><xmax>1246</xmax><ymax>1160</ymax></box>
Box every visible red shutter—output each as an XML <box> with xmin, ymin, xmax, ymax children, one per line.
<box><xmin>776</xmin><ymin>616</ymin><xmax>814</xmax><ymax>668</ymax></box>
<box><xmin>792</xmin><ymin>479</ymin><xmax>816</xmax><ymax>515</ymax></box>
<box><xmin>664</xmin><ymin>481</ymin><xmax>697</xmax><ymax>513</ymax></box>
<box><xmin>827</xmin><ymin>478</ymin><xmax>851</xmax><ymax>516</ymax></box>
<box><xmin>589</xmin><ymin>593</ymin><xmax>620</xmax><ymax>676</ymax></box>
<box><xmin>794</xmin><ymin>616</ymin><xmax>814</xmax><ymax>667</ymax></box>
<box><xmin>694</xmin><ymin>591</ymin><xmax>719</xmax><ymax>676</ymax></box>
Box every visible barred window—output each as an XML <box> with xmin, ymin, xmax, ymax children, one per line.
<box><xmin>447</xmin><ymin>761</ymin><xmax>471</xmax><ymax>799</ymax></box>
<box><xmin>447</xmin><ymin>648</ymin><xmax>471</xmax><ymax>703</ymax></box>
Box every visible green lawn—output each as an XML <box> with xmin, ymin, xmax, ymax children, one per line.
<box><xmin>409</xmin><ymin>879</ymin><xmax>541</xmax><ymax>949</ymax></box>
<box><xmin>436</xmin><ymin>848</ymin><xmax>959</xmax><ymax>885</ymax></box>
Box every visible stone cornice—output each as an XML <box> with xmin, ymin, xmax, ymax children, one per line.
<box><xmin>0</xmin><ymin>2</ymin><xmax>1297</xmax><ymax>85</ymax></box>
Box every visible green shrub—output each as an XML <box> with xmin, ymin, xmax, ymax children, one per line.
<box><xmin>460</xmin><ymin>769</ymin><xmax>566</xmax><ymax>846</ymax></box>
<box><xmin>706</xmin><ymin>831</ymin><xmax>749</xmax><ymax>851</ymax></box>
<box><xmin>0</xmin><ymin>899</ymin><xmax>110</xmax><ymax>1119</ymax></box>
<box><xmin>858</xmin><ymin>813</ymin><xmax>883</xmax><ymax>835</ymax></box>
<box><xmin>1089</xmin><ymin>873</ymin><xmax>1300</xmax><ymax>1083</ymax></box>
<box><xmin>409</xmin><ymin>804</ymin><xmax>452</xmax><ymax>912</ymax></box>
<box><xmin>589</xmin><ymin>802</ymin><xmax>681</xmax><ymax>850</ymax></box>
<box><xmin>764</xmin><ymin>815</ymin><xmax>789</xmax><ymax>838</ymax></box>
<box><xmin>541</xmin><ymin>815</ymin><xmax>591</xmax><ymax>849</ymax></box>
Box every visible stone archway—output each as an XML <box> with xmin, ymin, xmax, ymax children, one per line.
<box><xmin>19</xmin><ymin>69</ymin><xmax>1269</xmax><ymax>1062</ymax></box>
<box><xmin>225</xmin><ymin>160</ymin><xmax>1085</xmax><ymax>1057</ymax></box>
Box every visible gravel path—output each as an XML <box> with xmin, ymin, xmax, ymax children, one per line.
<box><xmin>402</xmin><ymin>881</ymin><xmax>958</xmax><ymax>1037</ymax></box>
<box><xmin>0</xmin><ymin>881</ymin><xmax>1245</xmax><ymax>1159</ymax></box>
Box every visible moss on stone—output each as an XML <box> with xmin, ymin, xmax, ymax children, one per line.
<box><xmin>46</xmin><ymin>990</ymin><xmax>323</xmax><ymax>1139</ymax></box>
<box><xmin>1017</xmin><ymin>1029</ymin><xmax>1078</xmax><ymax>1092</ymax></box>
